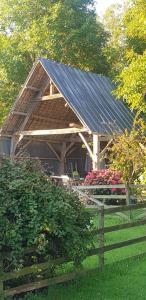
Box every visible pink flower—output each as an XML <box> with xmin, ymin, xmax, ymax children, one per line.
<box><xmin>122</xmin><ymin>188</ymin><xmax>126</xmax><ymax>194</ymax></box>
<box><xmin>111</xmin><ymin>180</ymin><xmax>116</xmax><ymax>185</ymax></box>
<box><xmin>117</xmin><ymin>180</ymin><xmax>122</xmax><ymax>184</ymax></box>
<box><xmin>114</xmin><ymin>175</ymin><xmax>120</xmax><ymax>180</ymax></box>
<box><xmin>112</xmin><ymin>188</ymin><xmax>117</xmax><ymax>193</ymax></box>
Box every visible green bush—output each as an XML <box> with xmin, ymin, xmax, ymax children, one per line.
<box><xmin>0</xmin><ymin>159</ymin><xmax>92</xmax><ymax>269</ymax></box>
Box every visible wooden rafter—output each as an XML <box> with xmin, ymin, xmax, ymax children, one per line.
<box><xmin>18</xmin><ymin>78</ymin><xmax>50</xmax><ymax>133</ymax></box>
<box><xmin>16</xmin><ymin>128</ymin><xmax>87</xmax><ymax>137</ymax></box>
<box><xmin>10</xmin><ymin>77</ymin><xmax>50</xmax><ymax>158</ymax></box>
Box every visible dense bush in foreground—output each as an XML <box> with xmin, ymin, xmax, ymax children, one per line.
<box><xmin>0</xmin><ymin>159</ymin><xmax>92</xmax><ymax>270</ymax></box>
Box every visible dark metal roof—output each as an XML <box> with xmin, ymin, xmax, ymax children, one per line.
<box><xmin>40</xmin><ymin>58</ymin><xmax>134</xmax><ymax>135</ymax></box>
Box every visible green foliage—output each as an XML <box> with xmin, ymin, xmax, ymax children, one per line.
<box><xmin>0</xmin><ymin>159</ymin><xmax>92</xmax><ymax>269</ymax></box>
<box><xmin>123</xmin><ymin>0</ymin><xmax>146</xmax><ymax>55</ymax></box>
<box><xmin>114</xmin><ymin>0</ymin><xmax>146</xmax><ymax>113</ymax></box>
<box><xmin>103</xmin><ymin>0</ymin><xmax>146</xmax><ymax>113</ymax></box>
<box><xmin>115</xmin><ymin>51</ymin><xmax>146</xmax><ymax>112</ymax></box>
<box><xmin>109</xmin><ymin>119</ymin><xmax>146</xmax><ymax>184</ymax></box>
<box><xmin>102</xmin><ymin>4</ymin><xmax>126</xmax><ymax>78</ymax></box>
<box><xmin>0</xmin><ymin>0</ymin><xmax>109</xmax><ymax>124</ymax></box>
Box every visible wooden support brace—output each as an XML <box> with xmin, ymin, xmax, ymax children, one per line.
<box><xmin>46</xmin><ymin>143</ymin><xmax>61</xmax><ymax>162</ymax></box>
<box><xmin>78</xmin><ymin>133</ymin><xmax>94</xmax><ymax>160</ymax></box>
<box><xmin>67</xmin><ymin>145</ymin><xmax>77</xmax><ymax>157</ymax></box>
<box><xmin>15</xmin><ymin>140</ymin><xmax>32</xmax><ymax>158</ymax></box>
<box><xmin>65</xmin><ymin>142</ymin><xmax>75</xmax><ymax>155</ymax></box>
<box><xmin>100</xmin><ymin>139</ymin><xmax>113</xmax><ymax>157</ymax></box>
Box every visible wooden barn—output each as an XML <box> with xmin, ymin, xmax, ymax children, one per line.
<box><xmin>0</xmin><ymin>58</ymin><xmax>134</xmax><ymax>177</ymax></box>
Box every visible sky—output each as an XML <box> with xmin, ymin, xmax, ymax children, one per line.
<box><xmin>95</xmin><ymin>0</ymin><xmax>123</xmax><ymax>16</ymax></box>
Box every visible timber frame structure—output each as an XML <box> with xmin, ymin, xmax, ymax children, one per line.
<box><xmin>0</xmin><ymin>58</ymin><xmax>134</xmax><ymax>176</ymax></box>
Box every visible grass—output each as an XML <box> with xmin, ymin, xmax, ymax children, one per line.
<box><xmin>15</xmin><ymin>209</ymin><xmax>146</xmax><ymax>300</ymax></box>
<box><xmin>20</xmin><ymin>255</ymin><xmax>146</xmax><ymax>300</ymax></box>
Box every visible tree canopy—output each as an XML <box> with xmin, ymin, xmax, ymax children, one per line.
<box><xmin>113</xmin><ymin>0</ymin><xmax>146</xmax><ymax>113</ymax></box>
<box><xmin>0</xmin><ymin>0</ymin><xmax>109</xmax><ymax>124</ymax></box>
<box><xmin>0</xmin><ymin>0</ymin><xmax>146</xmax><ymax>124</ymax></box>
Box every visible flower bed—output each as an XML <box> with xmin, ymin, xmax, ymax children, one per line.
<box><xmin>83</xmin><ymin>169</ymin><xmax>126</xmax><ymax>205</ymax></box>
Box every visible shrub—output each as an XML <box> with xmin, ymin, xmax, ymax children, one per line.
<box><xmin>0</xmin><ymin>159</ymin><xmax>92</xmax><ymax>270</ymax></box>
<box><xmin>83</xmin><ymin>169</ymin><xmax>126</xmax><ymax>204</ymax></box>
<box><xmin>109</xmin><ymin>119</ymin><xmax>146</xmax><ymax>184</ymax></box>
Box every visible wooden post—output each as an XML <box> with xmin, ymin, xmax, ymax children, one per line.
<box><xmin>126</xmin><ymin>184</ymin><xmax>132</xmax><ymax>220</ymax></box>
<box><xmin>10</xmin><ymin>136</ymin><xmax>17</xmax><ymax>161</ymax></box>
<box><xmin>98</xmin><ymin>205</ymin><xmax>104</xmax><ymax>271</ymax></box>
<box><xmin>0</xmin><ymin>258</ymin><xmax>4</xmax><ymax>300</ymax></box>
<box><xmin>50</xmin><ymin>81</ymin><xmax>55</xmax><ymax>95</ymax></box>
<box><xmin>10</xmin><ymin>134</ymin><xmax>23</xmax><ymax>161</ymax></box>
<box><xmin>59</xmin><ymin>143</ymin><xmax>66</xmax><ymax>175</ymax></box>
<box><xmin>93</xmin><ymin>134</ymin><xmax>100</xmax><ymax>170</ymax></box>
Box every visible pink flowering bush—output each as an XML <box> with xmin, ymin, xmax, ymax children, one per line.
<box><xmin>83</xmin><ymin>169</ymin><xmax>126</xmax><ymax>205</ymax></box>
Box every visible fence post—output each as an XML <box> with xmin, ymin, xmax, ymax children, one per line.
<box><xmin>126</xmin><ymin>184</ymin><xmax>132</xmax><ymax>220</ymax></box>
<box><xmin>0</xmin><ymin>257</ymin><xmax>4</xmax><ymax>300</ymax></box>
<box><xmin>98</xmin><ymin>205</ymin><xmax>104</xmax><ymax>271</ymax></box>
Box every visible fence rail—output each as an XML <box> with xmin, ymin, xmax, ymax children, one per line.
<box><xmin>1</xmin><ymin>186</ymin><xmax>146</xmax><ymax>298</ymax></box>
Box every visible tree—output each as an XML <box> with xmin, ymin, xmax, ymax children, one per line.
<box><xmin>115</xmin><ymin>51</ymin><xmax>146</xmax><ymax>112</ymax></box>
<box><xmin>102</xmin><ymin>3</ymin><xmax>127</xmax><ymax>79</ymax></box>
<box><xmin>114</xmin><ymin>0</ymin><xmax>146</xmax><ymax>113</ymax></box>
<box><xmin>0</xmin><ymin>0</ymin><xmax>109</xmax><ymax>124</ymax></box>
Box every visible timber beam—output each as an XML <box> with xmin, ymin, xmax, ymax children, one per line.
<box><xmin>25</xmin><ymin>86</ymin><xmax>40</xmax><ymax>92</ymax></box>
<box><xmin>13</xmin><ymin>111</ymin><xmax>27</xmax><ymax>116</ymax></box>
<box><xmin>39</xmin><ymin>93</ymin><xmax>63</xmax><ymax>101</ymax></box>
<box><xmin>15</xmin><ymin>128</ymin><xmax>88</xmax><ymax>137</ymax></box>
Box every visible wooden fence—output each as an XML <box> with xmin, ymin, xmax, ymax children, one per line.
<box><xmin>1</xmin><ymin>186</ymin><xmax>146</xmax><ymax>298</ymax></box>
<box><xmin>73</xmin><ymin>183</ymin><xmax>146</xmax><ymax>206</ymax></box>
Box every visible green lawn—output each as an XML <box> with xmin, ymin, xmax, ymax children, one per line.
<box><xmin>16</xmin><ymin>209</ymin><xmax>146</xmax><ymax>300</ymax></box>
<box><xmin>20</xmin><ymin>255</ymin><xmax>146</xmax><ymax>300</ymax></box>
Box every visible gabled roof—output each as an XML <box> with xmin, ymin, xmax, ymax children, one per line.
<box><xmin>0</xmin><ymin>58</ymin><xmax>134</xmax><ymax>136</ymax></box>
<box><xmin>39</xmin><ymin>58</ymin><xmax>134</xmax><ymax>134</ymax></box>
